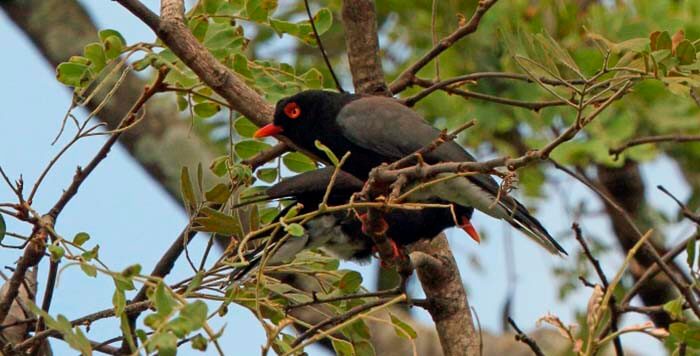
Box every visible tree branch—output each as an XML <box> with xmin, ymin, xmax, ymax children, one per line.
<box><xmin>389</xmin><ymin>0</ymin><xmax>499</xmax><ymax>94</ymax></box>
<box><xmin>341</xmin><ymin>0</ymin><xmax>389</xmax><ymax>95</ymax></box>
<box><xmin>409</xmin><ymin>237</ymin><xmax>479</xmax><ymax>355</ymax></box>
<box><xmin>610</xmin><ymin>134</ymin><xmax>700</xmax><ymax>159</ymax></box>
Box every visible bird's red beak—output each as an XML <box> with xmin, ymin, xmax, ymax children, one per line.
<box><xmin>460</xmin><ymin>216</ymin><xmax>481</xmax><ymax>243</ymax></box>
<box><xmin>253</xmin><ymin>123</ymin><xmax>283</xmax><ymax>138</ymax></box>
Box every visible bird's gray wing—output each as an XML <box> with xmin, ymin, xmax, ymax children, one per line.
<box><xmin>336</xmin><ymin>96</ymin><xmax>502</xmax><ymax>194</ymax></box>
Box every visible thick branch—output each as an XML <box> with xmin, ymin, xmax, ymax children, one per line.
<box><xmin>340</xmin><ymin>0</ymin><xmax>389</xmax><ymax>95</ymax></box>
<box><xmin>409</xmin><ymin>236</ymin><xmax>478</xmax><ymax>355</ymax></box>
<box><xmin>0</xmin><ymin>219</ymin><xmax>51</xmax><ymax>326</ymax></box>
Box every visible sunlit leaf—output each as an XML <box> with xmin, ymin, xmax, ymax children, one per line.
<box><xmin>282</xmin><ymin>152</ymin><xmax>316</xmax><ymax>172</ymax></box>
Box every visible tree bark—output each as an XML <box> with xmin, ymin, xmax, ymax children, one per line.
<box><xmin>340</xmin><ymin>0</ymin><xmax>390</xmax><ymax>96</ymax></box>
<box><xmin>340</xmin><ymin>1</ymin><xmax>476</xmax><ymax>355</ymax></box>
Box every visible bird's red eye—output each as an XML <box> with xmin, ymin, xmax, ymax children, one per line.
<box><xmin>284</xmin><ymin>102</ymin><xmax>301</xmax><ymax>119</ymax></box>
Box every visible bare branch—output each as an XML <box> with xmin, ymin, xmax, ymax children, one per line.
<box><xmin>390</xmin><ymin>0</ymin><xmax>499</xmax><ymax>94</ymax></box>
<box><xmin>507</xmin><ymin>317</ymin><xmax>545</xmax><ymax>356</ymax></box>
<box><xmin>48</xmin><ymin>67</ymin><xmax>168</xmax><ymax>219</ymax></box>
<box><xmin>573</xmin><ymin>223</ymin><xmax>624</xmax><ymax>356</ymax></box>
<box><xmin>610</xmin><ymin>134</ymin><xmax>700</xmax><ymax>159</ymax></box>
<box><xmin>657</xmin><ymin>185</ymin><xmax>700</xmax><ymax>224</ymax></box>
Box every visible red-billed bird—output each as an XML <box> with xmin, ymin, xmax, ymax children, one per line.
<box><xmin>254</xmin><ymin>90</ymin><xmax>566</xmax><ymax>255</ymax></box>
<box><xmin>232</xmin><ymin>167</ymin><xmax>475</xmax><ymax>279</ymax></box>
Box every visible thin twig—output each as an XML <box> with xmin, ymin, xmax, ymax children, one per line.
<box><xmin>573</xmin><ymin>223</ymin><xmax>624</xmax><ymax>356</ymax></box>
<box><xmin>610</xmin><ymin>134</ymin><xmax>700</xmax><ymax>159</ymax></box>
<box><xmin>507</xmin><ymin>317</ymin><xmax>545</xmax><ymax>356</ymax></box>
<box><xmin>303</xmin><ymin>0</ymin><xmax>343</xmax><ymax>92</ymax></box>
<box><xmin>657</xmin><ymin>185</ymin><xmax>700</xmax><ymax>224</ymax></box>
<box><xmin>390</xmin><ymin>0</ymin><xmax>500</xmax><ymax>93</ymax></box>
<box><xmin>48</xmin><ymin>67</ymin><xmax>168</xmax><ymax>219</ymax></box>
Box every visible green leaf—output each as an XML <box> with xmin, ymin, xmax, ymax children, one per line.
<box><xmin>113</xmin><ymin>289</ymin><xmax>126</xmax><ymax>316</ymax></box>
<box><xmin>80</xmin><ymin>262</ymin><xmax>97</xmax><ymax>278</ymax></box>
<box><xmin>313</xmin><ymin>8</ymin><xmax>332</xmax><ymax>35</ymax></box>
<box><xmin>153</xmin><ymin>281</ymin><xmax>176</xmax><ymax>317</ymax></box>
<box><xmin>82</xmin><ymin>245</ymin><xmax>99</xmax><ymax>262</ymax></box>
<box><xmin>113</xmin><ymin>274</ymin><xmax>136</xmax><ymax>292</ymax></box>
<box><xmin>121</xmin><ymin>264</ymin><xmax>142</xmax><ymax>278</ymax></box>
<box><xmin>205</xmin><ymin>183</ymin><xmax>232</xmax><ymax>204</ymax></box>
<box><xmin>193</xmin><ymin>102</ymin><xmax>220</xmax><ymax>118</ymax></box>
<box><xmin>0</xmin><ymin>213</ymin><xmax>4</xmax><ymax>243</ymax></box>
<box><xmin>84</xmin><ymin>43</ymin><xmax>107</xmax><ymax>73</ymax></box>
<box><xmin>664</xmin><ymin>297</ymin><xmax>685</xmax><ymax>320</ymax></box>
<box><xmin>181</xmin><ymin>166</ymin><xmax>197</xmax><ymax>211</ymax></box>
<box><xmin>234</xmin><ymin>117</ymin><xmax>258</xmax><ymax>137</ymax></box>
<box><xmin>235</xmin><ymin>140</ymin><xmax>271</xmax><ymax>160</ymax></box>
<box><xmin>676</xmin><ymin>40</ymin><xmax>696</xmax><ymax>65</ymax></box>
<box><xmin>56</xmin><ymin>62</ymin><xmax>91</xmax><ymax>87</ymax></box>
<box><xmin>331</xmin><ymin>339</ymin><xmax>355</xmax><ymax>356</ymax></box>
<box><xmin>185</xmin><ymin>271</ymin><xmax>205</xmax><ymax>296</ymax></box>
<box><xmin>654</xmin><ymin>31</ymin><xmax>672</xmax><ymax>51</ymax></box>
<box><xmin>103</xmin><ymin>35</ymin><xmax>124</xmax><ymax>60</ymax></box>
<box><xmin>390</xmin><ymin>313</ymin><xmax>418</xmax><ymax>339</ymax></box>
<box><xmin>98</xmin><ymin>29</ymin><xmax>126</xmax><ymax>46</ymax></box>
<box><xmin>73</xmin><ymin>232</ymin><xmax>90</xmax><ymax>246</ymax></box>
<box><xmin>283</xmin><ymin>204</ymin><xmax>299</xmax><ymax>219</ymax></box>
<box><xmin>687</xmin><ymin>237</ymin><xmax>697</xmax><ymax>270</ymax></box>
<box><xmin>301</xmin><ymin>68</ymin><xmax>323</xmax><ymax>88</ymax></box>
<box><xmin>338</xmin><ymin>271</ymin><xmax>362</xmax><ymax>293</ymax></box>
<box><xmin>210</xmin><ymin>155</ymin><xmax>230</xmax><ymax>177</ymax></box>
<box><xmin>256</xmin><ymin>168</ymin><xmax>278</xmax><ymax>183</ymax></box>
<box><xmin>150</xmin><ymin>331</ymin><xmax>178</xmax><ymax>356</ymax></box>
<box><xmin>48</xmin><ymin>244</ymin><xmax>64</xmax><ymax>262</ymax></box>
<box><xmin>204</xmin><ymin>27</ymin><xmax>239</xmax><ymax>49</ymax></box>
<box><xmin>169</xmin><ymin>301</ymin><xmax>208</xmax><ymax>337</ymax></box>
<box><xmin>282</xmin><ymin>152</ymin><xmax>316</xmax><ymax>172</ymax></box>
<box><xmin>354</xmin><ymin>340</ymin><xmax>376</xmax><ymax>356</ymax></box>
<box><xmin>670</xmin><ymin>322</ymin><xmax>689</xmax><ymax>344</ymax></box>
<box><xmin>181</xmin><ymin>300</ymin><xmax>208</xmax><ymax>328</ymax></box>
<box><xmin>285</xmin><ymin>223</ymin><xmax>305</xmax><ymax>237</ymax></box>
<box><xmin>269</xmin><ymin>8</ymin><xmax>332</xmax><ymax>46</ymax></box>
<box><xmin>189</xmin><ymin>18</ymin><xmax>210</xmax><ymax>42</ymax></box>
<box><xmin>612</xmin><ymin>38</ymin><xmax>649</xmax><ymax>53</ymax></box>
<box><xmin>246</xmin><ymin>0</ymin><xmax>277</xmax><ymax>22</ymax></box>
<box><xmin>120</xmin><ymin>314</ymin><xmax>137</xmax><ymax>351</ymax></box>
<box><xmin>193</xmin><ymin>207</ymin><xmax>243</xmax><ymax>235</ymax></box>
<box><xmin>191</xmin><ymin>333</ymin><xmax>208</xmax><ymax>351</ymax></box>
<box><xmin>259</xmin><ymin>207</ymin><xmax>279</xmax><ymax>224</ymax></box>
<box><xmin>233</xmin><ymin>53</ymin><xmax>254</xmax><ymax>79</ymax></box>
<box><xmin>68</xmin><ymin>55</ymin><xmax>90</xmax><ymax>66</ymax></box>
<box><xmin>314</xmin><ymin>140</ymin><xmax>339</xmax><ymax>165</ymax></box>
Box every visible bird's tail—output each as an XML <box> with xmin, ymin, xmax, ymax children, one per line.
<box><xmin>496</xmin><ymin>197</ymin><xmax>567</xmax><ymax>256</ymax></box>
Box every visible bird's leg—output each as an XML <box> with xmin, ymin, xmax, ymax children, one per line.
<box><xmin>359</xmin><ymin>212</ymin><xmax>403</xmax><ymax>261</ymax></box>
<box><xmin>359</xmin><ymin>212</ymin><xmax>388</xmax><ymax>236</ymax></box>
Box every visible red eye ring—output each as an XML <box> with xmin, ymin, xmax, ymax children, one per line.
<box><xmin>284</xmin><ymin>102</ymin><xmax>301</xmax><ymax>119</ymax></box>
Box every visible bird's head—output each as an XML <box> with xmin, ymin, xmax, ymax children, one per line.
<box><xmin>253</xmin><ymin>90</ymin><xmax>352</xmax><ymax>146</ymax></box>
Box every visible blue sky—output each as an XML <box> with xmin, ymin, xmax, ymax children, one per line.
<box><xmin>1</xmin><ymin>1</ymin><xmax>690</xmax><ymax>355</ymax></box>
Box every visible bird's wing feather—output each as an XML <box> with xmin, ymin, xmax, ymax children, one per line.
<box><xmin>336</xmin><ymin>96</ymin><xmax>503</xmax><ymax>198</ymax></box>
<box><xmin>337</xmin><ymin>97</ymin><xmax>567</xmax><ymax>255</ymax></box>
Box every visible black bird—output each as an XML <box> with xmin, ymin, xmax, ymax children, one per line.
<box><xmin>233</xmin><ymin>167</ymin><xmax>475</xmax><ymax>279</ymax></box>
<box><xmin>254</xmin><ymin>90</ymin><xmax>566</xmax><ymax>255</ymax></box>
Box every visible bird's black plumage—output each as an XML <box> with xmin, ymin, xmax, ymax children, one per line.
<box><xmin>256</xmin><ymin>90</ymin><xmax>567</xmax><ymax>255</ymax></box>
<box><xmin>233</xmin><ymin>167</ymin><xmax>475</xmax><ymax>280</ymax></box>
